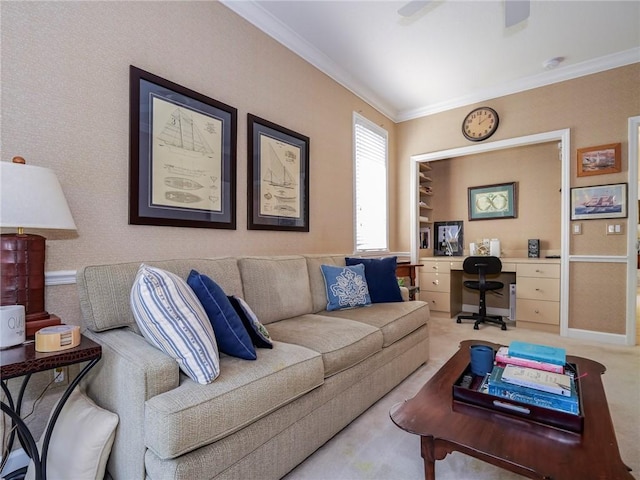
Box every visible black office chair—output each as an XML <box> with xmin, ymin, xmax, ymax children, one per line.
<box><xmin>456</xmin><ymin>256</ymin><xmax>507</xmax><ymax>330</ymax></box>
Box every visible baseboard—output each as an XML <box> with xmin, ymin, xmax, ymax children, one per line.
<box><xmin>461</xmin><ymin>304</ymin><xmax>510</xmax><ymax>318</ymax></box>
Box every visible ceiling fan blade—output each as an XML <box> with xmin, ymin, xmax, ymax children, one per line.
<box><xmin>505</xmin><ymin>0</ymin><xmax>530</xmax><ymax>27</ymax></box>
<box><xmin>397</xmin><ymin>1</ymin><xmax>431</xmax><ymax>18</ymax></box>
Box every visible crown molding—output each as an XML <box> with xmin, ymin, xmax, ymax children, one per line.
<box><xmin>221</xmin><ymin>1</ymin><xmax>639</xmax><ymax>124</ymax></box>
<box><xmin>396</xmin><ymin>48</ymin><xmax>640</xmax><ymax>122</ymax></box>
<box><xmin>221</xmin><ymin>0</ymin><xmax>397</xmax><ymax>120</ymax></box>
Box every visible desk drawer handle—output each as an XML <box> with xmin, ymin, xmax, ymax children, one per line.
<box><xmin>535</xmin><ymin>288</ymin><xmax>541</xmax><ymax>292</ymax></box>
<box><xmin>535</xmin><ymin>309</ymin><xmax>540</xmax><ymax>314</ymax></box>
<box><xmin>432</xmin><ymin>280</ymin><xmax>439</xmax><ymax>286</ymax></box>
<box><xmin>432</xmin><ymin>266</ymin><xmax>438</xmax><ymax>270</ymax></box>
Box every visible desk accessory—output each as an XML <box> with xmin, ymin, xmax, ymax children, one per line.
<box><xmin>528</xmin><ymin>239</ymin><xmax>540</xmax><ymax>258</ymax></box>
<box><xmin>469</xmin><ymin>345</ymin><xmax>494</xmax><ymax>376</ymax></box>
<box><xmin>0</xmin><ymin>305</ymin><xmax>25</xmax><ymax>349</ymax></box>
<box><xmin>35</xmin><ymin>324</ymin><xmax>81</xmax><ymax>352</ymax></box>
<box><xmin>0</xmin><ymin>157</ymin><xmax>76</xmax><ymax>337</ymax></box>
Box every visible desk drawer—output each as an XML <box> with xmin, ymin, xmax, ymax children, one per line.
<box><xmin>419</xmin><ymin>272</ymin><xmax>450</xmax><ymax>293</ymax></box>
<box><xmin>419</xmin><ymin>291</ymin><xmax>450</xmax><ymax>313</ymax></box>
<box><xmin>516</xmin><ymin>299</ymin><xmax>559</xmax><ymax>325</ymax></box>
<box><xmin>517</xmin><ymin>263</ymin><xmax>560</xmax><ymax>279</ymax></box>
<box><xmin>516</xmin><ymin>277</ymin><xmax>560</xmax><ymax>302</ymax></box>
<box><xmin>422</xmin><ymin>260</ymin><xmax>451</xmax><ymax>274</ymax></box>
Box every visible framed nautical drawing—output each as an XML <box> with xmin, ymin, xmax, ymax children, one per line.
<box><xmin>247</xmin><ymin>114</ymin><xmax>310</xmax><ymax>231</ymax></box>
<box><xmin>570</xmin><ymin>183</ymin><xmax>627</xmax><ymax>220</ymax></box>
<box><xmin>468</xmin><ymin>182</ymin><xmax>517</xmax><ymax>221</ymax></box>
<box><xmin>576</xmin><ymin>143</ymin><xmax>621</xmax><ymax>177</ymax></box>
<box><xmin>129</xmin><ymin>66</ymin><xmax>237</xmax><ymax>229</ymax></box>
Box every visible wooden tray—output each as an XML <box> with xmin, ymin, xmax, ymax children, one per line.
<box><xmin>452</xmin><ymin>363</ymin><xmax>584</xmax><ymax>433</ymax></box>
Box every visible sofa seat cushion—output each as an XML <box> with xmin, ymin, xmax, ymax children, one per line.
<box><xmin>266</xmin><ymin>314</ymin><xmax>383</xmax><ymax>377</ymax></box>
<box><xmin>323</xmin><ymin>300</ymin><xmax>429</xmax><ymax>347</ymax></box>
<box><xmin>144</xmin><ymin>341</ymin><xmax>324</xmax><ymax>460</ymax></box>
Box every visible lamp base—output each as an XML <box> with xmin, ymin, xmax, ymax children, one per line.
<box><xmin>1</xmin><ymin>233</ymin><xmax>61</xmax><ymax>337</ymax></box>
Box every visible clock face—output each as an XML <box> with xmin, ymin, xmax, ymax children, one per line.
<box><xmin>462</xmin><ymin>107</ymin><xmax>499</xmax><ymax>141</ymax></box>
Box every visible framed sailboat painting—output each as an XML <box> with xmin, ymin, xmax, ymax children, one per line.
<box><xmin>129</xmin><ymin>66</ymin><xmax>237</xmax><ymax>229</ymax></box>
<box><xmin>247</xmin><ymin>114</ymin><xmax>310</xmax><ymax>231</ymax></box>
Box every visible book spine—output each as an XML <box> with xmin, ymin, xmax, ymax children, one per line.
<box><xmin>502</xmin><ymin>375</ymin><xmax>570</xmax><ymax>397</ymax></box>
<box><xmin>488</xmin><ymin>384</ymin><xmax>580</xmax><ymax>414</ymax></box>
<box><xmin>495</xmin><ymin>351</ymin><xmax>564</xmax><ymax>374</ymax></box>
<box><xmin>508</xmin><ymin>341</ymin><xmax>566</xmax><ymax>366</ymax></box>
<box><xmin>489</xmin><ymin>367</ymin><xmax>578</xmax><ymax>409</ymax></box>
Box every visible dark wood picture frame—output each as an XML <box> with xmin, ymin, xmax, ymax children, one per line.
<box><xmin>468</xmin><ymin>182</ymin><xmax>517</xmax><ymax>221</ymax></box>
<box><xmin>129</xmin><ymin>65</ymin><xmax>237</xmax><ymax>229</ymax></box>
<box><xmin>247</xmin><ymin>114</ymin><xmax>309</xmax><ymax>231</ymax></box>
<box><xmin>434</xmin><ymin>221</ymin><xmax>464</xmax><ymax>256</ymax></box>
<box><xmin>576</xmin><ymin>143</ymin><xmax>621</xmax><ymax>177</ymax></box>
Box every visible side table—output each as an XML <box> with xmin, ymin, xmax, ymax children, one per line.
<box><xmin>1</xmin><ymin>335</ymin><xmax>102</xmax><ymax>480</ymax></box>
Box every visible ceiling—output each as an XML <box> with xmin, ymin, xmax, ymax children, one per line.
<box><xmin>222</xmin><ymin>1</ymin><xmax>640</xmax><ymax>123</ymax></box>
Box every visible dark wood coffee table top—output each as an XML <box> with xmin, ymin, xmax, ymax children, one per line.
<box><xmin>390</xmin><ymin>340</ymin><xmax>633</xmax><ymax>480</ymax></box>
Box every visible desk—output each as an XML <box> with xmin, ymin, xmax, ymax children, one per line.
<box><xmin>418</xmin><ymin>257</ymin><xmax>560</xmax><ymax>332</ymax></box>
<box><xmin>1</xmin><ymin>336</ymin><xmax>102</xmax><ymax>480</ymax></box>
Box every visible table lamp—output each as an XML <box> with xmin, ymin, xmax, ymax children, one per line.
<box><xmin>0</xmin><ymin>156</ymin><xmax>77</xmax><ymax>337</ymax></box>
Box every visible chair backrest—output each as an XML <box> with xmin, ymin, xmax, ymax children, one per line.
<box><xmin>462</xmin><ymin>256</ymin><xmax>502</xmax><ymax>276</ymax></box>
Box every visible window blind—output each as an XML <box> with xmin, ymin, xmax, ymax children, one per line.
<box><xmin>354</xmin><ymin>113</ymin><xmax>388</xmax><ymax>252</ymax></box>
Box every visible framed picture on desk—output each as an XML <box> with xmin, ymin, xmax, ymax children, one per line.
<box><xmin>434</xmin><ymin>221</ymin><xmax>464</xmax><ymax>256</ymax></box>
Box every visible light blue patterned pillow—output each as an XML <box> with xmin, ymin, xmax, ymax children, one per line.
<box><xmin>131</xmin><ymin>264</ymin><xmax>220</xmax><ymax>384</ymax></box>
<box><xmin>320</xmin><ymin>264</ymin><xmax>371</xmax><ymax>311</ymax></box>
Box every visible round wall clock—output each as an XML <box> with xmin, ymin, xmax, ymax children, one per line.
<box><xmin>462</xmin><ymin>107</ymin><xmax>499</xmax><ymax>142</ymax></box>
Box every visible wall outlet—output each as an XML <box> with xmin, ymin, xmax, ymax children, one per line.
<box><xmin>606</xmin><ymin>223</ymin><xmax>624</xmax><ymax>235</ymax></box>
<box><xmin>54</xmin><ymin>366</ymin><xmax>68</xmax><ymax>385</ymax></box>
<box><xmin>572</xmin><ymin>223</ymin><xmax>582</xmax><ymax>235</ymax></box>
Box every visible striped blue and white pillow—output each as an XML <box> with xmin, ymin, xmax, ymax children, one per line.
<box><xmin>131</xmin><ymin>264</ymin><xmax>220</xmax><ymax>384</ymax></box>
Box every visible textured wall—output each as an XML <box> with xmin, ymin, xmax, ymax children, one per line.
<box><xmin>1</xmin><ymin>1</ymin><xmax>396</xmax><ymax>327</ymax></box>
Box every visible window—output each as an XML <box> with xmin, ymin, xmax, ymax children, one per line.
<box><xmin>353</xmin><ymin>112</ymin><xmax>388</xmax><ymax>252</ymax></box>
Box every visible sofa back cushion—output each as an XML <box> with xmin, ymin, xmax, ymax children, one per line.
<box><xmin>78</xmin><ymin>257</ymin><xmax>243</xmax><ymax>332</ymax></box>
<box><xmin>304</xmin><ymin>254</ymin><xmax>347</xmax><ymax>313</ymax></box>
<box><xmin>238</xmin><ymin>256</ymin><xmax>312</xmax><ymax>325</ymax></box>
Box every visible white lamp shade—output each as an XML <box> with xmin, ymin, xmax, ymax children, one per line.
<box><xmin>0</xmin><ymin>161</ymin><xmax>76</xmax><ymax>230</ymax></box>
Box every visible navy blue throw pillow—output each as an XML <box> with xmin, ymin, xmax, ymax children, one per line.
<box><xmin>345</xmin><ymin>256</ymin><xmax>403</xmax><ymax>303</ymax></box>
<box><xmin>187</xmin><ymin>270</ymin><xmax>257</xmax><ymax>360</ymax></box>
<box><xmin>227</xmin><ymin>295</ymin><xmax>273</xmax><ymax>349</ymax></box>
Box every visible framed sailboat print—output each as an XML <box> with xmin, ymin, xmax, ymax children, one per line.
<box><xmin>247</xmin><ymin>114</ymin><xmax>310</xmax><ymax>231</ymax></box>
<box><xmin>129</xmin><ymin>66</ymin><xmax>237</xmax><ymax>229</ymax></box>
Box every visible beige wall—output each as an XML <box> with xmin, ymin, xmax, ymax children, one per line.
<box><xmin>396</xmin><ymin>64</ymin><xmax>640</xmax><ymax>334</ymax></box>
<box><xmin>426</xmin><ymin>142</ymin><xmax>561</xmax><ymax>257</ymax></box>
<box><xmin>1</xmin><ymin>1</ymin><xmax>397</xmax><ymax>326</ymax></box>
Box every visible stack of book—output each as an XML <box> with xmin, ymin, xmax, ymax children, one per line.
<box><xmin>488</xmin><ymin>341</ymin><xmax>580</xmax><ymax>415</ymax></box>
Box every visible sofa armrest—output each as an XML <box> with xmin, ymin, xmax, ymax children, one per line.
<box><xmin>82</xmin><ymin>328</ymin><xmax>179</xmax><ymax>480</ymax></box>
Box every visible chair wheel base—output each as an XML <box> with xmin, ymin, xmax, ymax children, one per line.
<box><xmin>456</xmin><ymin>318</ymin><xmax>461</xmax><ymax>324</ymax></box>
<box><xmin>473</xmin><ymin>324</ymin><xmax>479</xmax><ymax>330</ymax></box>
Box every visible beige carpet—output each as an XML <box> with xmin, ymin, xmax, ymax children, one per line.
<box><xmin>283</xmin><ymin>315</ymin><xmax>640</xmax><ymax>480</ymax></box>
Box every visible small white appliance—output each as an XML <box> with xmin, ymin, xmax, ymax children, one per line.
<box><xmin>0</xmin><ymin>305</ymin><xmax>26</xmax><ymax>349</ymax></box>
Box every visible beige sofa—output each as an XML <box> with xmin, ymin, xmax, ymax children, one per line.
<box><xmin>77</xmin><ymin>254</ymin><xmax>430</xmax><ymax>480</ymax></box>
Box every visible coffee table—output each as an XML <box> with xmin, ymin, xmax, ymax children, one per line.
<box><xmin>390</xmin><ymin>340</ymin><xmax>633</xmax><ymax>480</ymax></box>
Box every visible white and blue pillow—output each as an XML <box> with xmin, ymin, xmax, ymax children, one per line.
<box><xmin>131</xmin><ymin>264</ymin><xmax>220</xmax><ymax>384</ymax></box>
<box><xmin>345</xmin><ymin>256</ymin><xmax>403</xmax><ymax>303</ymax></box>
<box><xmin>228</xmin><ymin>295</ymin><xmax>273</xmax><ymax>349</ymax></box>
<box><xmin>320</xmin><ymin>264</ymin><xmax>371</xmax><ymax>311</ymax></box>
<box><xmin>188</xmin><ymin>270</ymin><xmax>257</xmax><ymax>360</ymax></box>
